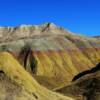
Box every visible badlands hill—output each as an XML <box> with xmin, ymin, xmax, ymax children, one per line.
<box><xmin>0</xmin><ymin>52</ymin><xmax>73</xmax><ymax>100</ymax></box>
<box><xmin>0</xmin><ymin>23</ymin><xmax>100</xmax><ymax>100</ymax></box>
<box><xmin>56</xmin><ymin>63</ymin><xmax>100</xmax><ymax>100</ymax></box>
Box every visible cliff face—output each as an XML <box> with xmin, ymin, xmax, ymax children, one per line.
<box><xmin>0</xmin><ymin>23</ymin><xmax>100</xmax><ymax>89</ymax></box>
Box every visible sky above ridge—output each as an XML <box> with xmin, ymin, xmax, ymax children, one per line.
<box><xmin>0</xmin><ymin>0</ymin><xmax>100</xmax><ymax>37</ymax></box>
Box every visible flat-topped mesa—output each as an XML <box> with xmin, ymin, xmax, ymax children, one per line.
<box><xmin>0</xmin><ymin>23</ymin><xmax>71</xmax><ymax>41</ymax></box>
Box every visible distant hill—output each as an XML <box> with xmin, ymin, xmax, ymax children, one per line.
<box><xmin>94</xmin><ymin>36</ymin><xmax>100</xmax><ymax>39</ymax></box>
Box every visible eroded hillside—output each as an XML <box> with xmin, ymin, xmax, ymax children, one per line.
<box><xmin>0</xmin><ymin>52</ymin><xmax>74</xmax><ymax>100</ymax></box>
<box><xmin>0</xmin><ymin>23</ymin><xmax>99</xmax><ymax>90</ymax></box>
<box><xmin>0</xmin><ymin>23</ymin><xmax>100</xmax><ymax>100</ymax></box>
<box><xmin>56</xmin><ymin>63</ymin><xmax>100</xmax><ymax>100</ymax></box>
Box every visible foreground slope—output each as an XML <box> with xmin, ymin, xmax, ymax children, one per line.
<box><xmin>0</xmin><ymin>52</ymin><xmax>74</xmax><ymax>100</ymax></box>
<box><xmin>56</xmin><ymin>63</ymin><xmax>100</xmax><ymax>100</ymax></box>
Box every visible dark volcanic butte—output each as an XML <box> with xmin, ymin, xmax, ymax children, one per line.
<box><xmin>0</xmin><ymin>23</ymin><xmax>100</xmax><ymax>89</ymax></box>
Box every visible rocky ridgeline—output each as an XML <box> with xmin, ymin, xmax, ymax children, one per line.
<box><xmin>0</xmin><ymin>23</ymin><xmax>70</xmax><ymax>42</ymax></box>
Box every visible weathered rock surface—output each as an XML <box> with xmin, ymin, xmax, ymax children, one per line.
<box><xmin>0</xmin><ymin>23</ymin><xmax>99</xmax><ymax>89</ymax></box>
<box><xmin>0</xmin><ymin>52</ymin><xmax>74</xmax><ymax>100</ymax></box>
<box><xmin>0</xmin><ymin>23</ymin><xmax>100</xmax><ymax>99</ymax></box>
<box><xmin>56</xmin><ymin>63</ymin><xmax>100</xmax><ymax>100</ymax></box>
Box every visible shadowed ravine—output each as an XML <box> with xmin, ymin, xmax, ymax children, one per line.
<box><xmin>72</xmin><ymin>63</ymin><xmax>100</xmax><ymax>81</ymax></box>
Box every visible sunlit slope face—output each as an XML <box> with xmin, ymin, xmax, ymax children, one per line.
<box><xmin>31</xmin><ymin>36</ymin><xmax>100</xmax><ymax>85</ymax></box>
<box><xmin>65</xmin><ymin>35</ymin><xmax>100</xmax><ymax>64</ymax></box>
<box><xmin>0</xmin><ymin>72</ymin><xmax>35</xmax><ymax>100</ymax></box>
<box><xmin>0</xmin><ymin>23</ymin><xmax>100</xmax><ymax>88</ymax></box>
<box><xmin>0</xmin><ymin>52</ymin><xmax>74</xmax><ymax>100</ymax></box>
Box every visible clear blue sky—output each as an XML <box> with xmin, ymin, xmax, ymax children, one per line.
<box><xmin>0</xmin><ymin>0</ymin><xmax>100</xmax><ymax>36</ymax></box>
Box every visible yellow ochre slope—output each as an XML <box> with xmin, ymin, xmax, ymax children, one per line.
<box><xmin>0</xmin><ymin>52</ymin><xmax>74</xmax><ymax>100</ymax></box>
